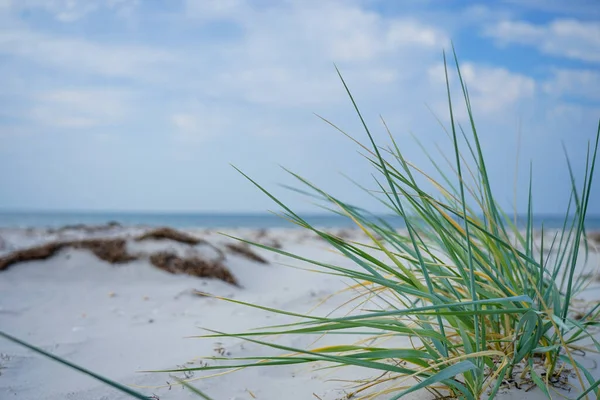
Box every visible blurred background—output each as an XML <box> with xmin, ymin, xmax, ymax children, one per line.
<box><xmin>0</xmin><ymin>0</ymin><xmax>598</xmax><ymax>225</ymax></box>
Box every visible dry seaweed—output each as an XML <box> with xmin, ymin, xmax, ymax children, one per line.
<box><xmin>48</xmin><ymin>221</ymin><xmax>121</xmax><ymax>234</ymax></box>
<box><xmin>0</xmin><ymin>242</ymin><xmax>65</xmax><ymax>271</ymax></box>
<box><xmin>225</xmin><ymin>243</ymin><xmax>268</xmax><ymax>264</ymax></box>
<box><xmin>0</xmin><ymin>238</ymin><xmax>136</xmax><ymax>271</ymax></box>
<box><xmin>135</xmin><ymin>227</ymin><xmax>204</xmax><ymax>245</ymax></box>
<box><xmin>0</xmin><ymin>234</ymin><xmax>238</xmax><ymax>286</ymax></box>
<box><xmin>252</xmin><ymin>229</ymin><xmax>282</xmax><ymax>249</ymax></box>
<box><xmin>587</xmin><ymin>231</ymin><xmax>600</xmax><ymax>245</ymax></box>
<box><xmin>71</xmin><ymin>239</ymin><xmax>137</xmax><ymax>264</ymax></box>
<box><xmin>150</xmin><ymin>252</ymin><xmax>238</xmax><ymax>286</ymax></box>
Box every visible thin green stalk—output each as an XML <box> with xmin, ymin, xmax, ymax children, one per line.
<box><xmin>0</xmin><ymin>331</ymin><xmax>149</xmax><ymax>400</ymax></box>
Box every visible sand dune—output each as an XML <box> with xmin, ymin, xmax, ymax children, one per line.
<box><xmin>1</xmin><ymin>226</ymin><xmax>600</xmax><ymax>399</ymax></box>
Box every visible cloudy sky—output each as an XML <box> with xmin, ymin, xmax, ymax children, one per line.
<box><xmin>0</xmin><ymin>0</ymin><xmax>599</xmax><ymax>215</ymax></box>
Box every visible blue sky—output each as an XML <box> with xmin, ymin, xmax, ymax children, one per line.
<box><xmin>0</xmin><ymin>0</ymin><xmax>599</xmax><ymax>215</ymax></box>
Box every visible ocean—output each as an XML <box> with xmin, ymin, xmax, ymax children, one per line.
<box><xmin>1</xmin><ymin>211</ymin><xmax>600</xmax><ymax>230</ymax></box>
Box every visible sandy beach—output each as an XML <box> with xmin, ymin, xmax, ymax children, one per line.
<box><xmin>0</xmin><ymin>0</ymin><xmax>598</xmax><ymax>397</ymax></box>
<box><xmin>2</xmin><ymin>225</ymin><xmax>600</xmax><ymax>400</ymax></box>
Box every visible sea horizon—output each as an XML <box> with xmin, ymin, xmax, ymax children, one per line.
<box><xmin>1</xmin><ymin>210</ymin><xmax>600</xmax><ymax>229</ymax></box>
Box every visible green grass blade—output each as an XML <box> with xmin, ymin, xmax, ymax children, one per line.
<box><xmin>0</xmin><ymin>330</ymin><xmax>149</xmax><ymax>400</ymax></box>
<box><xmin>389</xmin><ymin>360</ymin><xmax>478</xmax><ymax>400</ymax></box>
<box><xmin>173</xmin><ymin>377</ymin><xmax>216</xmax><ymax>400</ymax></box>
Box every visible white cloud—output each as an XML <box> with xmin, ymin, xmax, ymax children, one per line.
<box><xmin>30</xmin><ymin>89</ymin><xmax>132</xmax><ymax>128</ymax></box>
<box><xmin>185</xmin><ymin>1</ymin><xmax>449</xmax><ymax>60</ymax></box>
<box><xmin>501</xmin><ymin>0</ymin><xmax>600</xmax><ymax>18</ymax></box>
<box><xmin>5</xmin><ymin>0</ymin><xmax>140</xmax><ymax>22</ymax></box>
<box><xmin>180</xmin><ymin>0</ymin><xmax>449</xmax><ymax>108</ymax></box>
<box><xmin>213</xmin><ymin>66</ymin><xmax>345</xmax><ymax>107</ymax></box>
<box><xmin>184</xmin><ymin>0</ymin><xmax>249</xmax><ymax>21</ymax></box>
<box><xmin>0</xmin><ymin>29</ymin><xmax>175</xmax><ymax>82</ymax></box>
<box><xmin>5</xmin><ymin>0</ymin><xmax>588</xmax><ymax>151</ymax></box>
<box><xmin>171</xmin><ymin>114</ymin><xmax>197</xmax><ymax>132</ymax></box>
<box><xmin>0</xmin><ymin>1</ymin><xmax>448</xmax><ymax>112</ymax></box>
<box><xmin>428</xmin><ymin>63</ymin><xmax>536</xmax><ymax>114</ymax></box>
<box><xmin>543</xmin><ymin>69</ymin><xmax>600</xmax><ymax>101</ymax></box>
<box><xmin>484</xmin><ymin>19</ymin><xmax>600</xmax><ymax>63</ymax></box>
<box><xmin>549</xmin><ymin>103</ymin><xmax>600</xmax><ymax>121</ymax></box>
<box><xmin>285</xmin><ymin>4</ymin><xmax>448</xmax><ymax>63</ymax></box>
<box><xmin>170</xmin><ymin>106</ymin><xmax>231</xmax><ymax>143</ymax></box>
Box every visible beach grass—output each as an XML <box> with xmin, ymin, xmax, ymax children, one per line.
<box><xmin>0</xmin><ymin>330</ymin><xmax>152</xmax><ymax>400</ymax></box>
<box><xmin>2</xmin><ymin>48</ymin><xmax>600</xmax><ymax>400</ymax></box>
<box><xmin>163</xmin><ymin>49</ymin><xmax>600</xmax><ymax>399</ymax></box>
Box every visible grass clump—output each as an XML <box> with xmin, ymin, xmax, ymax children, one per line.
<box><xmin>171</xmin><ymin>50</ymin><xmax>600</xmax><ymax>399</ymax></box>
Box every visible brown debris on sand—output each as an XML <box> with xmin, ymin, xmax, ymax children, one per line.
<box><xmin>135</xmin><ymin>227</ymin><xmax>203</xmax><ymax>245</ymax></box>
<box><xmin>585</xmin><ymin>232</ymin><xmax>600</xmax><ymax>253</ymax></box>
<box><xmin>0</xmin><ymin>236</ymin><xmax>238</xmax><ymax>286</ymax></box>
<box><xmin>253</xmin><ymin>229</ymin><xmax>282</xmax><ymax>249</ymax></box>
<box><xmin>0</xmin><ymin>242</ymin><xmax>65</xmax><ymax>271</ymax></box>
<box><xmin>0</xmin><ymin>234</ymin><xmax>239</xmax><ymax>285</ymax></box>
<box><xmin>0</xmin><ymin>238</ymin><xmax>136</xmax><ymax>271</ymax></box>
<box><xmin>224</xmin><ymin>243</ymin><xmax>268</xmax><ymax>264</ymax></box>
<box><xmin>71</xmin><ymin>238</ymin><xmax>137</xmax><ymax>264</ymax></box>
<box><xmin>587</xmin><ymin>232</ymin><xmax>600</xmax><ymax>245</ymax></box>
<box><xmin>49</xmin><ymin>221</ymin><xmax>122</xmax><ymax>234</ymax></box>
<box><xmin>150</xmin><ymin>252</ymin><xmax>238</xmax><ymax>286</ymax></box>
<box><xmin>336</xmin><ymin>229</ymin><xmax>353</xmax><ymax>239</ymax></box>
<box><xmin>262</xmin><ymin>238</ymin><xmax>282</xmax><ymax>249</ymax></box>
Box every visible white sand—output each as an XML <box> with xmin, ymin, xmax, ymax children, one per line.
<box><xmin>1</xmin><ymin>227</ymin><xmax>600</xmax><ymax>399</ymax></box>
